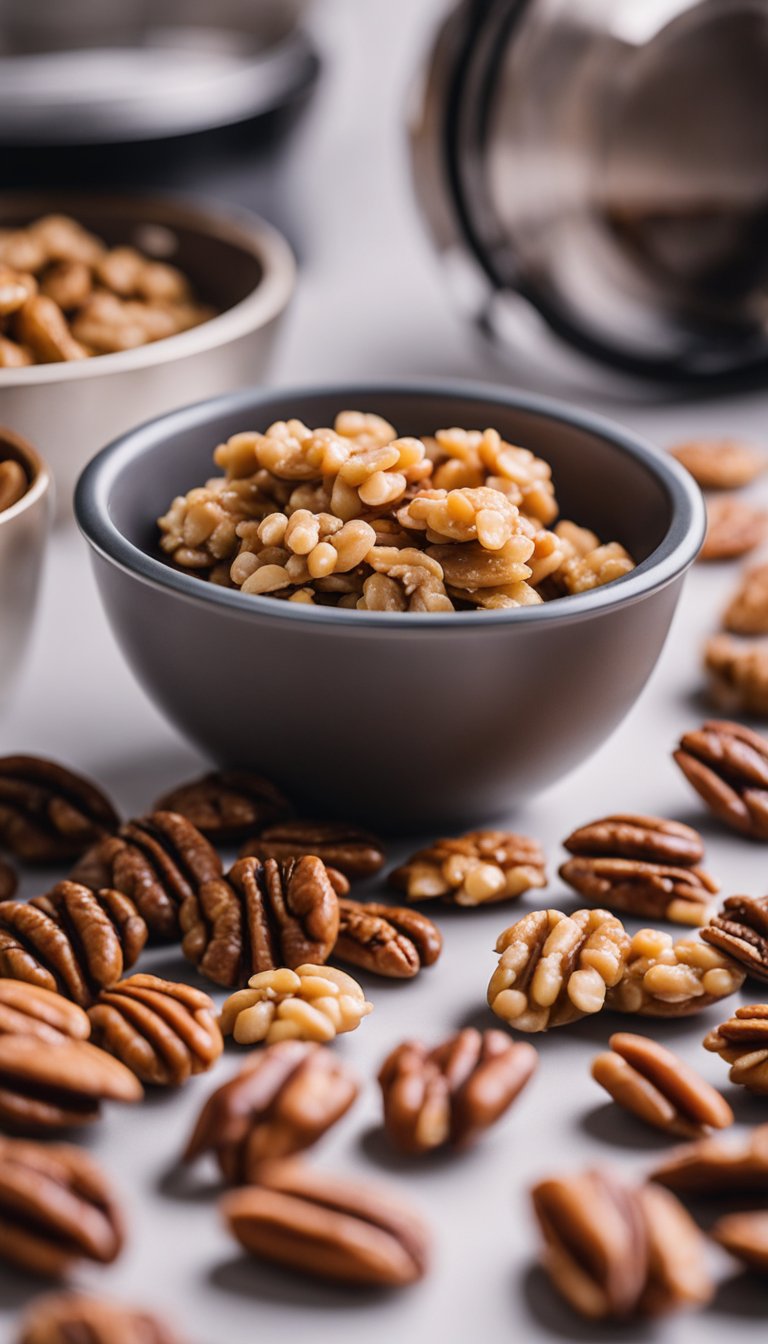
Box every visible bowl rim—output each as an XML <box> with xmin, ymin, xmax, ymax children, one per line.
<box><xmin>0</xmin><ymin>193</ymin><xmax>296</xmax><ymax>386</ymax></box>
<box><xmin>0</xmin><ymin>424</ymin><xmax>51</xmax><ymax>524</ymax></box>
<box><xmin>75</xmin><ymin>379</ymin><xmax>706</xmax><ymax>629</ymax></box>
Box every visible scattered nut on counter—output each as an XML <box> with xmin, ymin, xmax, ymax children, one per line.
<box><xmin>0</xmin><ymin>981</ymin><xmax>90</xmax><ymax>1044</ymax></box>
<box><xmin>722</xmin><ymin>561</ymin><xmax>768</xmax><ymax>634</ymax></box>
<box><xmin>0</xmin><ymin>458</ymin><xmax>27</xmax><ymax>513</ymax></box>
<box><xmin>334</xmin><ymin>899</ymin><xmax>442</xmax><ymax>978</ymax></box>
<box><xmin>0</xmin><ymin>755</ymin><xmax>119</xmax><ymax>863</ymax></box>
<box><xmin>219</xmin><ymin>964</ymin><xmax>373</xmax><ymax>1045</ymax></box>
<box><xmin>87</xmin><ymin>974</ymin><xmax>222</xmax><ymax>1087</ymax></box>
<box><xmin>391</xmin><ymin>829</ymin><xmax>546</xmax><ymax>906</ymax></box>
<box><xmin>704</xmin><ymin>1004</ymin><xmax>768</xmax><ymax>1093</ymax></box>
<box><xmin>669</xmin><ymin>438</ymin><xmax>765</xmax><ymax>490</ymax></box>
<box><xmin>651</xmin><ymin>1124</ymin><xmax>768</xmax><ymax>1196</ymax></box>
<box><xmin>239</xmin><ymin>820</ymin><xmax>385</xmax><ymax>877</ymax></box>
<box><xmin>591</xmin><ymin>1032</ymin><xmax>733</xmax><ymax>1138</ymax></box>
<box><xmin>0</xmin><ymin>1033</ymin><xmax>142</xmax><ymax>1133</ymax></box>
<box><xmin>673</xmin><ymin>720</ymin><xmax>768</xmax><ymax>840</ymax></box>
<box><xmin>15</xmin><ymin>1292</ymin><xmax>185</xmax><ymax>1344</ymax></box>
<box><xmin>154</xmin><ymin>768</ymin><xmax>292</xmax><ymax>841</ymax></box>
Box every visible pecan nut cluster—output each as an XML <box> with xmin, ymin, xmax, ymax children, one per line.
<box><xmin>391</xmin><ymin>829</ymin><xmax>546</xmax><ymax>907</ymax></box>
<box><xmin>184</xmin><ymin>1040</ymin><xmax>358</xmax><ymax>1179</ymax></box>
<box><xmin>239</xmin><ymin>820</ymin><xmax>385</xmax><ymax>878</ymax></box>
<box><xmin>701</xmin><ymin>893</ymin><xmax>768</xmax><ymax>982</ymax></box>
<box><xmin>704</xmin><ymin>1004</ymin><xmax>768</xmax><ymax>1094</ymax></box>
<box><xmin>334</xmin><ymin>899</ymin><xmax>442</xmax><ymax>978</ymax></box>
<box><xmin>157</xmin><ymin>411</ymin><xmax>634</xmax><ymax>611</ymax></box>
<box><xmin>652</xmin><ymin>1123</ymin><xmax>768</xmax><ymax>1196</ymax></box>
<box><xmin>0</xmin><ymin>1033</ymin><xmax>141</xmax><ymax>1133</ymax></box>
<box><xmin>0</xmin><ymin>213</ymin><xmax>213</xmax><ymax>366</ymax></box>
<box><xmin>154</xmin><ymin>768</ymin><xmax>292</xmax><ymax>841</ymax></box>
<box><xmin>606</xmin><ymin>928</ymin><xmax>745</xmax><ymax>1016</ymax></box>
<box><xmin>0</xmin><ymin>756</ymin><xmax>119</xmax><ymax>863</ymax></box>
<box><xmin>674</xmin><ymin>720</ymin><xmax>768</xmax><ymax>839</ymax></box>
<box><xmin>88</xmin><ymin>974</ymin><xmax>222</xmax><ymax>1087</ymax></box>
<box><xmin>220</xmin><ymin>965</ymin><xmax>373</xmax><ymax>1045</ymax></box>
<box><xmin>591</xmin><ymin>1032</ymin><xmax>733</xmax><ymax>1138</ymax></box>
<box><xmin>559</xmin><ymin>814</ymin><xmax>718</xmax><ymax>925</ymax></box>
<box><xmin>16</xmin><ymin>1293</ymin><xmax>184</xmax><ymax>1344</ymax></box>
<box><xmin>378</xmin><ymin>1028</ymin><xmax>537</xmax><ymax>1154</ymax></box>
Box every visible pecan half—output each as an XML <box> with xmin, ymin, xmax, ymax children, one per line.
<box><xmin>607</xmin><ymin>928</ymin><xmax>744</xmax><ymax>1016</ymax></box>
<box><xmin>559</xmin><ymin>857</ymin><xmax>718</xmax><ymax>925</ymax></box>
<box><xmin>0</xmin><ymin>756</ymin><xmax>119</xmax><ymax>862</ymax></box>
<box><xmin>723</xmin><ymin>563</ymin><xmax>768</xmax><ymax>635</ymax></box>
<box><xmin>699</xmin><ymin>497</ymin><xmax>766</xmax><ymax>561</ymax></box>
<box><xmin>239</xmin><ymin>821</ymin><xmax>385</xmax><ymax>879</ymax></box>
<box><xmin>334</xmin><ymin>899</ymin><xmax>442</xmax><ymax>978</ymax></box>
<box><xmin>487</xmin><ymin>908</ymin><xmax>629</xmax><ymax>1032</ymax></box>
<box><xmin>220</xmin><ymin>965</ymin><xmax>373</xmax><ymax>1045</ymax></box>
<box><xmin>563</xmin><ymin>814</ymin><xmax>705</xmax><ymax>866</ymax></box>
<box><xmin>16</xmin><ymin>1293</ymin><xmax>184</xmax><ymax>1344</ymax></box>
<box><xmin>180</xmin><ymin>856</ymin><xmax>340</xmax><ymax>988</ymax></box>
<box><xmin>701</xmin><ymin>894</ymin><xmax>768</xmax><ymax>982</ymax></box>
<box><xmin>0</xmin><ymin>982</ymin><xmax>90</xmax><ymax>1045</ymax></box>
<box><xmin>670</xmin><ymin>438</ymin><xmax>765</xmax><ymax>490</ymax></box>
<box><xmin>0</xmin><ymin>882</ymin><xmax>147</xmax><ymax>1007</ymax></box>
<box><xmin>531</xmin><ymin>1169</ymin><xmax>711</xmax><ymax>1320</ymax></box>
<box><xmin>88</xmin><ymin>974</ymin><xmax>222</xmax><ymax>1087</ymax></box>
<box><xmin>0</xmin><ymin>1034</ymin><xmax>141</xmax><ymax>1133</ymax></box>
<box><xmin>0</xmin><ymin>1137</ymin><xmax>123</xmax><ymax>1275</ymax></box>
<box><xmin>391</xmin><ymin>830</ymin><xmax>546</xmax><ymax>907</ymax></box>
<box><xmin>704</xmin><ymin>1004</ymin><xmax>768</xmax><ymax>1093</ymax></box>
<box><xmin>711</xmin><ymin>1212</ymin><xmax>768</xmax><ymax>1275</ymax></box>
<box><xmin>592</xmin><ymin>1032</ymin><xmax>733</xmax><ymax>1138</ymax></box>
<box><xmin>154</xmin><ymin>768</ymin><xmax>292</xmax><ymax>841</ymax></box>
<box><xmin>378</xmin><ymin>1028</ymin><xmax>537</xmax><ymax>1154</ymax></box>
<box><xmin>651</xmin><ymin>1124</ymin><xmax>768</xmax><ymax>1196</ymax></box>
<box><xmin>674</xmin><ymin>720</ymin><xmax>768</xmax><ymax>839</ymax></box>
<box><xmin>72</xmin><ymin>810</ymin><xmax>222</xmax><ymax>941</ymax></box>
<box><xmin>704</xmin><ymin>634</ymin><xmax>768</xmax><ymax>717</ymax></box>
<box><xmin>184</xmin><ymin>1040</ymin><xmax>358</xmax><ymax>1179</ymax></box>
<box><xmin>221</xmin><ymin>1161</ymin><xmax>430</xmax><ymax>1285</ymax></box>
<box><xmin>0</xmin><ymin>858</ymin><xmax>16</xmax><ymax>901</ymax></box>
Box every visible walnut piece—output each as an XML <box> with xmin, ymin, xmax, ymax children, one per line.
<box><xmin>674</xmin><ymin>720</ymin><xmax>768</xmax><ymax>840</ymax></box>
<box><xmin>220</xmin><ymin>964</ymin><xmax>373</xmax><ymax>1045</ymax></box>
<box><xmin>651</xmin><ymin>1123</ymin><xmax>768</xmax><ymax>1196</ymax></box>
<box><xmin>705</xmin><ymin>634</ymin><xmax>768</xmax><ymax>717</ymax></box>
<box><xmin>669</xmin><ymin>438</ymin><xmax>764</xmax><ymax>489</ymax></box>
<box><xmin>239</xmin><ymin>820</ymin><xmax>385</xmax><ymax>877</ymax></box>
<box><xmin>391</xmin><ymin>829</ymin><xmax>546</xmax><ymax>907</ymax></box>
<box><xmin>606</xmin><ymin>928</ymin><xmax>745</xmax><ymax>1016</ymax></box>
<box><xmin>154</xmin><ymin>768</ymin><xmax>292</xmax><ymax>841</ymax></box>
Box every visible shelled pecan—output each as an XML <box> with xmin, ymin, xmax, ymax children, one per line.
<box><xmin>154</xmin><ymin>768</ymin><xmax>292</xmax><ymax>841</ymax></box>
<box><xmin>651</xmin><ymin>1124</ymin><xmax>768</xmax><ymax>1196</ymax></box>
<box><xmin>560</xmin><ymin>855</ymin><xmax>717</xmax><ymax>925</ymax></box>
<box><xmin>334</xmin><ymin>899</ymin><xmax>442</xmax><ymax>978</ymax></box>
<box><xmin>239</xmin><ymin>821</ymin><xmax>385</xmax><ymax>878</ymax></box>
<box><xmin>669</xmin><ymin>438</ymin><xmax>765</xmax><ymax>489</ymax></box>
<box><xmin>699</xmin><ymin>497</ymin><xmax>766</xmax><ymax>562</ymax></box>
<box><xmin>674</xmin><ymin>721</ymin><xmax>768</xmax><ymax>839</ymax></box>
<box><xmin>607</xmin><ymin>928</ymin><xmax>744</xmax><ymax>1016</ymax></box>
<box><xmin>711</xmin><ymin>1212</ymin><xmax>768</xmax><ymax>1275</ymax></box>
<box><xmin>220</xmin><ymin>965</ymin><xmax>373</xmax><ymax>1045</ymax></box>
<box><xmin>0</xmin><ymin>858</ymin><xmax>16</xmax><ymax>900</ymax></box>
<box><xmin>184</xmin><ymin>1040</ymin><xmax>359</xmax><ymax>1178</ymax></box>
<box><xmin>378</xmin><ymin>1029</ymin><xmax>537</xmax><ymax>1154</ymax></box>
<box><xmin>16</xmin><ymin>1293</ymin><xmax>184</xmax><ymax>1344</ymax></box>
<box><xmin>704</xmin><ymin>1005</ymin><xmax>768</xmax><ymax>1093</ymax></box>
<box><xmin>0</xmin><ymin>882</ymin><xmax>147</xmax><ymax>1007</ymax></box>
<box><xmin>0</xmin><ymin>1034</ymin><xmax>141</xmax><ymax>1133</ymax></box>
<box><xmin>531</xmin><ymin>1169</ymin><xmax>712</xmax><ymax>1320</ymax></box>
<box><xmin>704</xmin><ymin>635</ymin><xmax>768</xmax><ymax>717</ymax></box>
<box><xmin>0</xmin><ymin>755</ymin><xmax>119</xmax><ymax>862</ymax></box>
<box><xmin>391</xmin><ymin>830</ymin><xmax>546</xmax><ymax>907</ymax></box>
<box><xmin>723</xmin><ymin>563</ymin><xmax>768</xmax><ymax>634</ymax></box>
<box><xmin>88</xmin><ymin>974</ymin><xmax>222</xmax><ymax>1087</ymax></box>
<box><xmin>701</xmin><ymin>894</ymin><xmax>768</xmax><ymax>982</ymax></box>
<box><xmin>0</xmin><ymin>1137</ymin><xmax>123</xmax><ymax>1275</ymax></box>
<box><xmin>592</xmin><ymin>1032</ymin><xmax>733</xmax><ymax>1138</ymax></box>
<box><xmin>180</xmin><ymin>856</ymin><xmax>340</xmax><ymax>988</ymax></box>
<box><xmin>72</xmin><ymin>810</ymin><xmax>222</xmax><ymax>941</ymax></box>
<box><xmin>0</xmin><ymin>981</ymin><xmax>90</xmax><ymax>1045</ymax></box>
<box><xmin>487</xmin><ymin>908</ymin><xmax>629</xmax><ymax>1032</ymax></box>
<box><xmin>221</xmin><ymin>1161</ymin><xmax>430</xmax><ymax>1285</ymax></box>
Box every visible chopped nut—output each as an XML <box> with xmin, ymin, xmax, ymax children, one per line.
<box><xmin>701</xmin><ymin>894</ymin><xmax>768</xmax><ymax>983</ymax></box>
<box><xmin>606</xmin><ymin>928</ymin><xmax>745</xmax><ymax>1016</ymax></box>
<box><xmin>334</xmin><ymin>899</ymin><xmax>442</xmax><ymax>978</ymax></box>
<box><xmin>0</xmin><ymin>1034</ymin><xmax>141</xmax><ymax>1133</ymax></box>
<box><xmin>711</xmin><ymin>1212</ymin><xmax>768</xmax><ymax>1275</ymax></box>
<box><xmin>239</xmin><ymin>821</ymin><xmax>385</xmax><ymax>878</ymax></box>
<box><xmin>16</xmin><ymin>1293</ymin><xmax>184</xmax><ymax>1344</ymax></box>
<box><xmin>220</xmin><ymin>964</ymin><xmax>373</xmax><ymax>1045</ymax></box>
<box><xmin>670</xmin><ymin>438</ymin><xmax>765</xmax><ymax>490</ymax></box>
<box><xmin>674</xmin><ymin>720</ymin><xmax>768</xmax><ymax>840</ymax></box>
<box><xmin>699</xmin><ymin>496</ymin><xmax>766</xmax><ymax>561</ymax></box>
<box><xmin>0</xmin><ymin>754</ymin><xmax>119</xmax><ymax>863</ymax></box>
<box><xmin>705</xmin><ymin>634</ymin><xmax>768</xmax><ymax>717</ymax></box>
<box><xmin>154</xmin><ymin>769</ymin><xmax>291</xmax><ymax>841</ymax></box>
<box><xmin>704</xmin><ymin>1004</ymin><xmax>768</xmax><ymax>1094</ymax></box>
<box><xmin>391</xmin><ymin>829</ymin><xmax>546</xmax><ymax>907</ymax></box>
<box><xmin>88</xmin><ymin>974</ymin><xmax>222</xmax><ymax>1087</ymax></box>
<box><xmin>651</xmin><ymin>1123</ymin><xmax>768</xmax><ymax>1196</ymax></box>
<box><xmin>592</xmin><ymin>1032</ymin><xmax>733</xmax><ymax>1138</ymax></box>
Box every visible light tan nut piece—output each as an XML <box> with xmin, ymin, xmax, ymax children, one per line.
<box><xmin>703</xmin><ymin>1004</ymin><xmax>768</xmax><ymax>1093</ymax></box>
<box><xmin>88</xmin><ymin>973</ymin><xmax>222</xmax><ymax>1087</ymax></box>
<box><xmin>651</xmin><ymin>1123</ymin><xmax>768</xmax><ymax>1196</ymax></box>
<box><xmin>221</xmin><ymin>1160</ymin><xmax>430</xmax><ymax>1286</ymax></box>
<box><xmin>674</xmin><ymin>720</ymin><xmax>768</xmax><ymax>840</ymax></box>
<box><xmin>0</xmin><ymin>1034</ymin><xmax>142</xmax><ymax>1134</ymax></box>
<box><xmin>378</xmin><ymin>1028</ymin><xmax>537</xmax><ymax>1154</ymax></box>
<box><xmin>430</xmin><ymin>426</ymin><xmax>557</xmax><ymax>523</ymax></box>
<box><xmin>396</xmin><ymin>486</ymin><xmax>522</xmax><ymax>549</ymax></box>
<box><xmin>711</xmin><ymin>1212</ymin><xmax>768</xmax><ymax>1276</ymax></box>
<box><xmin>705</xmin><ymin>635</ymin><xmax>768</xmax><ymax>717</ymax></box>
<box><xmin>723</xmin><ymin>563</ymin><xmax>768</xmax><ymax>635</ymax></box>
<box><xmin>391</xmin><ymin>829</ymin><xmax>546</xmax><ymax>907</ymax></box>
<box><xmin>0</xmin><ymin>458</ymin><xmax>28</xmax><ymax>513</ymax></box>
<box><xmin>488</xmin><ymin>908</ymin><xmax>629</xmax><ymax>1032</ymax></box>
<box><xmin>607</xmin><ymin>927</ymin><xmax>744</xmax><ymax>1016</ymax></box>
<box><xmin>220</xmin><ymin>964</ymin><xmax>373</xmax><ymax>1045</ymax></box>
<box><xmin>0</xmin><ymin>981</ymin><xmax>90</xmax><ymax>1045</ymax></box>
<box><xmin>701</xmin><ymin>893</ymin><xmax>768</xmax><ymax>982</ymax></box>
<box><xmin>670</xmin><ymin>439</ymin><xmax>764</xmax><ymax>489</ymax></box>
<box><xmin>699</xmin><ymin>496</ymin><xmax>766</xmax><ymax>561</ymax></box>
<box><xmin>592</xmin><ymin>1032</ymin><xmax>733</xmax><ymax>1138</ymax></box>
<box><xmin>334</xmin><ymin>899</ymin><xmax>442</xmax><ymax>979</ymax></box>
<box><xmin>16</xmin><ymin>1292</ymin><xmax>184</xmax><ymax>1344</ymax></box>
<box><xmin>184</xmin><ymin>1040</ymin><xmax>359</xmax><ymax>1178</ymax></box>
<box><xmin>239</xmin><ymin>820</ymin><xmax>385</xmax><ymax>878</ymax></box>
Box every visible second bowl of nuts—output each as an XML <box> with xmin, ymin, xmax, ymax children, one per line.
<box><xmin>75</xmin><ymin>382</ymin><xmax>704</xmax><ymax>828</ymax></box>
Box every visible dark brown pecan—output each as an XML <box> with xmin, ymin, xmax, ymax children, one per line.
<box><xmin>239</xmin><ymin>821</ymin><xmax>385</xmax><ymax>878</ymax></box>
<box><xmin>179</xmin><ymin>855</ymin><xmax>339</xmax><ymax>988</ymax></box>
<box><xmin>0</xmin><ymin>755</ymin><xmax>119</xmax><ymax>862</ymax></box>
<box><xmin>221</xmin><ymin>1160</ymin><xmax>430</xmax><ymax>1286</ymax></box>
<box><xmin>711</xmin><ymin>1212</ymin><xmax>768</xmax><ymax>1276</ymax></box>
<box><xmin>0</xmin><ymin>881</ymin><xmax>147</xmax><ymax>1007</ymax></box>
<box><xmin>72</xmin><ymin>810</ymin><xmax>222</xmax><ymax>941</ymax></box>
<box><xmin>379</xmin><ymin>1028</ymin><xmax>537</xmax><ymax>1154</ymax></box>
<box><xmin>334</xmin><ymin>899</ymin><xmax>442</xmax><ymax>978</ymax></box>
<box><xmin>391</xmin><ymin>829</ymin><xmax>546</xmax><ymax>905</ymax></box>
<box><xmin>0</xmin><ymin>981</ymin><xmax>90</xmax><ymax>1045</ymax></box>
<box><xmin>154</xmin><ymin>768</ymin><xmax>292</xmax><ymax>841</ymax></box>
<box><xmin>0</xmin><ymin>1033</ymin><xmax>142</xmax><ymax>1133</ymax></box>
<box><xmin>704</xmin><ymin>1004</ymin><xmax>768</xmax><ymax>1093</ymax></box>
<box><xmin>17</xmin><ymin>1292</ymin><xmax>184</xmax><ymax>1344</ymax></box>
<box><xmin>0</xmin><ymin>1136</ymin><xmax>123</xmax><ymax>1275</ymax></box>
<box><xmin>184</xmin><ymin>1040</ymin><xmax>359</xmax><ymax>1179</ymax></box>
<box><xmin>563</xmin><ymin>815</ymin><xmax>704</xmax><ymax>866</ymax></box>
<box><xmin>700</xmin><ymin>496</ymin><xmax>766</xmax><ymax>562</ymax></box>
<box><xmin>674</xmin><ymin>721</ymin><xmax>768</xmax><ymax>840</ymax></box>
<box><xmin>0</xmin><ymin>858</ymin><xmax>16</xmax><ymax>900</ymax></box>
<box><xmin>88</xmin><ymin>973</ymin><xmax>222</xmax><ymax>1087</ymax></box>
<box><xmin>651</xmin><ymin>1124</ymin><xmax>768</xmax><ymax>1196</ymax></box>
<box><xmin>701</xmin><ymin>894</ymin><xmax>768</xmax><ymax>982</ymax></box>
<box><xmin>559</xmin><ymin>856</ymin><xmax>718</xmax><ymax>925</ymax></box>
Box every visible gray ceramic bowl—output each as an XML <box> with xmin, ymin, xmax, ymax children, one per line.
<box><xmin>75</xmin><ymin>383</ymin><xmax>704</xmax><ymax>829</ymax></box>
<box><xmin>0</xmin><ymin>426</ymin><xmax>51</xmax><ymax>707</ymax></box>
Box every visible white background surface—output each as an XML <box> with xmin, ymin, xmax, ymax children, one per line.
<box><xmin>1</xmin><ymin>1</ymin><xmax>768</xmax><ymax>1340</ymax></box>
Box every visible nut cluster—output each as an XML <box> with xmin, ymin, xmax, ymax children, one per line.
<box><xmin>0</xmin><ymin>214</ymin><xmax>213</xmax><ymax>366</ymax></box>
<box><xmin>391</xmin><ymin>829</ymin><xmax>546</xmax><ymax>906</ymax></box>
<box><xmin>157</xmin><ymin>411</ymin><xmax>635</xmax><ymax>610</ymax></box>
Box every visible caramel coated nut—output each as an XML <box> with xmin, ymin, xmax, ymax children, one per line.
<box><xmin>699</xmin><ymin>496</ymin><xmax>766</xmax><ymax>561</ymax></box>
<box><xmin>378</xmin><ymin>1028</ymin><xmax>537</xmax><ymax>1154</ymax></box>
<box><xmin>391</xmin><ymin>829</ymin><xmax>546</xmax><ymax>907</ymax></box>
<box><xmin>0</xmin><ymin>1033</ymin><xmax>141</xmax><ymax>1133</ymax></box>
<box><xmin>180</xmin><ymin>855</ymin><xmax>340</xmax><ymax>988</ymax></box>
<box><xmin>16</xmin><ymin>1293</ymin><xmax>184</xmax><ymax>1344</ymax></box>
<box><xmin>487</xmin><ymin>908</ymin><xmax>629</xmax><ymax>1032</ymax></box>
<box><xmin>0</xmin><ymin>1136</ymin><xmax>123</xmax><ymax>1275</ymax></box>
<box><xmin>606</xmin><ymin>928</ymin><xmax>744</xmax><ymax>1017</ymax></box>
<box><xmin>723</xmin><ymin>563</ymin><xmax>768</xmax><ymax>635</ymax></box>
<box><xmin>0</xmin><ymin>755</ymin><xmax>119</xmax><ymax>863</ymax></box>
<box><xmin>0</xmin><ymin>882</ymin><xmax>147</xmax><ymax>1008</ymax></box>
<box><xmin>674</xmin><ymin>720</ymin><xmax>768</xmax><ymax>840</ymax></box>
<box><xmin>154</xmin><ymin>769</ymin><xmax>292</xmax><ymax>841</ymax></box>
<box><xmin>88</xmin><ymin>974</ymin><xmax>222</xmax><ymax>1087</ymax></box>
<box><xmin>704</xmin><ymin>635</ymin><xmax>768</xmax><ymax>718</ymax></box>
<box><xmin>670</xmin><ymin>438</ymin><xmax>765</xmax><ymax>490</ymax></box>
<box><xmin>592</xmin><ymin>1032</ymin><xmax>733</xmax><ymax>1138</ymax></box>
<box><xmin>184</xmin><ymin>1040</ymin><xmax>359</xmax><ymax>1179</ymax></box>
<box><xmin>711</xmin><ymin>1212</ymin><xmax>768</xmax><ymax>1276</ymax></box>
<box><xmin>651</xmin><ymin>1124</ymin><xmax>768</xmax><ymax>1196</ymax></box>
<box><xmin>0</xmin><ymin>981</ymin><xmax>90</xmax><ymax>1045</ymax></box>
<box><xmin>334</xmin><ymin>899</ymin><xmax>442</xmax><ymax>978</ymax></box>
<box><xmin>701</xmin><ymin>894</ymin><xmax>768</xmax><ymax>983</ymax></box>
<box><xmin>221</xmin><ymin>1161</ymin><xmax>430</xmax><ymax>1286</ymax></box>
<box><xmin>220</xmin><ymin>965</ymin><xmax>373</xmax><ymax>1046</ymax></box>
<box><xmin>704</xmin><ymin>1004</ymin><xmax>768</xmax><ymax>1094</ymax></box>
<box><xmin>239</xmin><ymin>821</ymin><xmax>385</xmax><ymax>879</ymax></box>
<box><xmin>0</xmin><ymin>458</ymin><xmax>27</xmax><ymax>513</ymax></box>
